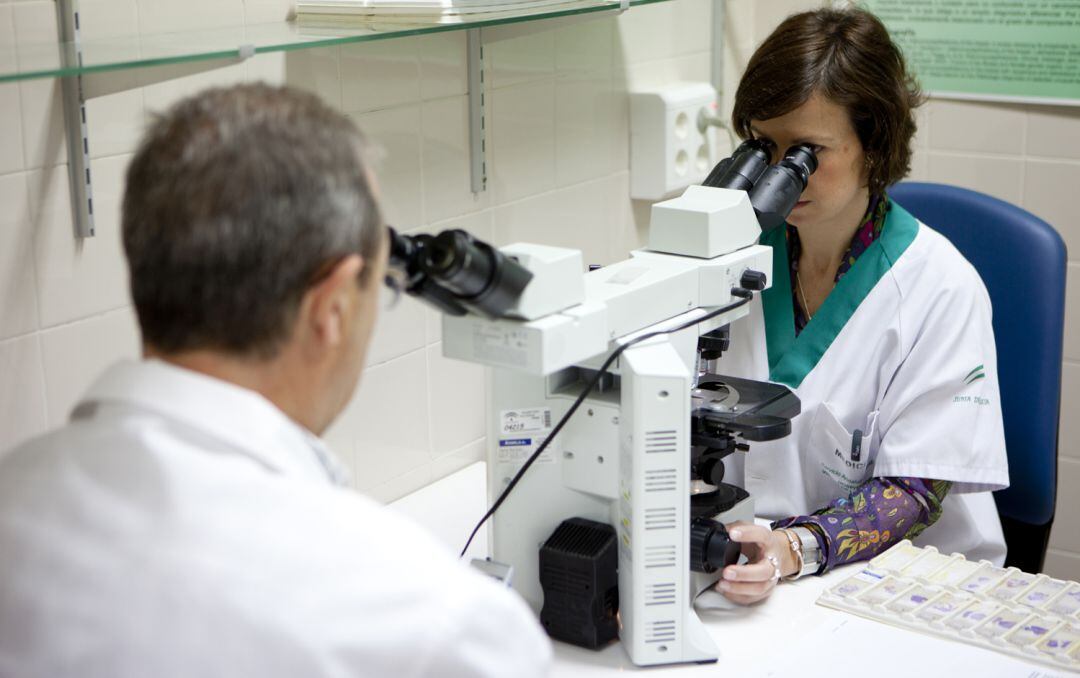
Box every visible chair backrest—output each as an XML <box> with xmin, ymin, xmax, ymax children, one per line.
<box><xmin>889</xmin><ymin>182</ymin><xmax>1067</xmax><ymax>529</ymax></box>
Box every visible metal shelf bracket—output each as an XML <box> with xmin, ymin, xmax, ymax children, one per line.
<box><xmin>467</xmin><ymin>28</ymin><xmax>486</xmax><ymax>194</ymax></box>
<box><xmin>55</xmin><ymin>0</ymin><xmax>257</xmax><ymax>240</ymax></box>
<box><xmin>56</xmin><ymin>0</ymin><xmax>94</xmax><ymax>238</ymax></box>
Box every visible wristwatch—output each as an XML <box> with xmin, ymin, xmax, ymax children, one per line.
<box><xmin>781</xmin><ymin>525</ymin><xmax>823</xmax><ymax>580</ymax></box>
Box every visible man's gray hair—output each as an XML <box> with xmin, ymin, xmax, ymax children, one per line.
<box><xmin>122</xmin><ymin>83</ymin><xmax>383</xmax><ymax>358</ymax></box>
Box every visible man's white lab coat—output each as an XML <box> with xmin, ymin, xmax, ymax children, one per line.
<box><xmin>0</xmin><ymin>360</ymin><xmax>551</xmax><ymax>678</ymax></box>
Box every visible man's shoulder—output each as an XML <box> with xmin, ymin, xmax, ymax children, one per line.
<box><xmin>0</xmin><ymin>423</ymin><xmax>550</xmax><ymax>677</ymax></box>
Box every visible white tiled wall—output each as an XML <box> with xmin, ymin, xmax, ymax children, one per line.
<box><xmin>3</xmin><ymin>0</ymin><xmax>1073</xmax><ymax>579</ymax></box>
<box><xmin>727</xmin><ymin>0</ymin><xmax>1080</xmax><ymax>580</ymax></box>
<box><xmin>0</xmin><ymin>0</ymin><xmax>713</xmax><ymax>505</ymax></box>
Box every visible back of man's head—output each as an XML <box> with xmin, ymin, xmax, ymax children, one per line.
<box><xmin>122</xmin><ymin>84</ymin><xmax>383</xmax><ymax>359</ymax></box>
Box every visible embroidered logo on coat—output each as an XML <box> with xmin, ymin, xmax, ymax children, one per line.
<box><xmin>963</xmin><ymin>364</ymin><xmax>986</xmax><ymax>385</ymax></box>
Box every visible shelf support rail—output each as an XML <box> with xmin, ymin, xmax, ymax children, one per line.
<box><xmin>467</xmin><ymin>28</ymin><xmax>485</xmax><ymax>194</ymax></box>
<box><xmin>56</xmin><ymin>0</ymin><xmax>95</xmax><ymax>238</ymax></box>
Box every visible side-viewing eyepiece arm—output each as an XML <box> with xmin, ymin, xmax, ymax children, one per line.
<box><xmin>385</xmin><ymin>227</ymin><xmax>533</xmax><ymax>320</ymax></box>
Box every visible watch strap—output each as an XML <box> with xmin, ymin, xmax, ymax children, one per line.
<box><xmin>790</xmin><ymin>525</ymin><xmax>822</xmax><ymax>578</ymax></box>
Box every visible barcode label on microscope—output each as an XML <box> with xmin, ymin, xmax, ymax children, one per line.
<box><xmin>500</xmin><ymin>408</ymin><xmax>552</xmax><ymax>435</ymax></box>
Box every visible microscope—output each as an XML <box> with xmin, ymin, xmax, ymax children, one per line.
<box><xmin>387</xmin><ymin>139</ymin><xmax>816</xmax><ymax>667</ymax></box>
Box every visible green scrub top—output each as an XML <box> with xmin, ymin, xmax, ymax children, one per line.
<box><xmin>760</xmin><ymin>203</ymin><xmax>920</xmax><ymax>389</ymax></box>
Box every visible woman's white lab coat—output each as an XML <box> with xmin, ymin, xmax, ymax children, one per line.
<box><xmin>727</xmin><ymin>203</ymin><xmax>1009</xmax><ymax>564</ymax></box>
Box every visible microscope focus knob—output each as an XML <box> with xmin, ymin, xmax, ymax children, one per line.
<box><xmin>740</xmin><ymin>269</ymin><xmax>767</xmax><ymax>291</ymax></box>
<box><xmin>689</xmin><ymin>517</ymin><xmax>741</xmax><ymax>573</ymax></box>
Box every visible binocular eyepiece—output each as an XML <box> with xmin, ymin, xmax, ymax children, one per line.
<box><xmin>703</xmin><ymin>139</ymin><xmax>818</xmax><ymax>232</ymax></box>
<box><xmin>387</xmin><ymin>227</ymin><xmax>533</xmax><ymax>320</ymax></box>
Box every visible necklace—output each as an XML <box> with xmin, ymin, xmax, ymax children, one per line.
<box><xmin>796</xmin><ymin>269</ymin><xmax>814</xmax><ymax>320</ymax></box>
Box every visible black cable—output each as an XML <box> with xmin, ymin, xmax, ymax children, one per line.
<box><xmin>460</xmin><ymin>291</ymin><xmax>754</xmax><ymax>557</ymax></box>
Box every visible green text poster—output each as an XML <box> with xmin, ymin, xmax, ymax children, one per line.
<box><xmin>862</xmin><ymin>0</ymin><xmax>1080</xmax><ymax>105</ymax></box>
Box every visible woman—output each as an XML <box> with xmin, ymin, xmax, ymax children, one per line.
<box><xmin>716</xmin><ymin>8</ymin><xmax>1009</xmax><ymax>605</ymax></box>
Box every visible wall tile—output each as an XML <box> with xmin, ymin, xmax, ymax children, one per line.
<box><xmin>30</xmin><ymin>157</ymin><xmax>131</xmax><ymax>328</ymax></box>
<box><xmin>11</xmin><ymin>1</ymin><xmax>55</xmax><ymax>45</ymax></box>
<box><xmin>0</xmin><ymin>335</ymin><xmax>47</xmax><ymax>454</ymax></box>
<box><xmin>243</xmin><ymin>0</ymin><xmax>296</xmax><ymax>23</ymax></box>
<box><xmin>619</xmin><ymin>50</ymin><xmax>712</xmax><ymax>93</ymax></box>
<box><xmin>490</xmin><ymin>80</ymin><xmax>555</xmax><ymax>204</ymax></box>
<box><xmin>136</xmin><ymin>0</ymin><xmax>244</xmax><ymax>34</ymax></box>
<box><xmin>925</xmin><ymin>151</ymin><xmax>1024</xmax><ymax>205</ymax></box>
<box><xmin>928</xmin><ymin>99</ymin><xmax>1026</xmax><ymax>155</ymax></box>
<box><xmin>365</xmin><ymin>292</ymin><xmax>427</xmax><ymax>368</ymax></box>
<box><xmin>427</xmin><ymin>343</ymin><xmax>485</xmax><ymax>456</ymax></box>
<box><xmin>0</xmin><ymin>82</ymin><xmax>24</xmax><ymax>175</ymax></box>
<box><xmin>607</xmin><ymin>170</ymin><xmax>648</xmax><ymax>257</ymax></box>
<box><xmin>671</xmin><ymin>0</ymin><xmax>711</xmax><ymax>56</ymax></box>
<box><xmin>1044</xmin><ymin>548</ymin><xmax>1080</xmax><ymax>581</ymax></box>
<box><xmin>625</xmin><ymin>196</ymin><xmax>652</xmax><ymax>257</ymax></box>
<box><xmin>906</xmin><ymin>148</ymin><xmax>930</xmax><ymax>182</ymax></box>
<box><xmin>420</xmin><ymin>95</ymin><xmax>488</xmax><ymax>223</ymax></box>
<box><xmin>245</xmin><ymin>50</ymin><xmax>287</xmax><ymax>87</ymax></box>
<box><xmin>140</xmin><ymin>61</ymin><xmax>248</xmax><ymax>116</ymax></box>
<box><xmin>0</xmin><ymin>172</ymin><xmax>38</xmax><ymax>339</ymax></box>
<box><xmin>485</xmin><ymin>23</ymin><xmax>555</xmax><ymax>90</ymax></box>
<box><xmin>752</xmin><ymin>0</ymin><xmax>823</xmax><ymax>44</ymax></box>
<box><xmin>323</xmin><ymin>349</ymin><xmax>430</xmax><ymax>491</ymax></box>
<box><xmin>0</xmin><ymin>6</ymin><xmax>15</xmax><ymax>76</ymax></box>
<box><xmin>1023</xmin><ymin>159</ymin><xmax>1080</xmax><ymax>258</ymax></box>
<box><xmin>340</xmin><ymin>38</ymin><xmax>421</xmax><ymax>114</ymax></box>
<box><xmin>283</xmin><ymin>46</ymin><xmax>341</xmax><ymax>108</ymax></box>
<box><xmin>418</xmin><ymin>32</ymin><xmax>467</xmax><ymax>101</ymax></box>
<box><xmin>76</xmin><ymin>0</ymin><xmax>138</xmax><ymax>41</ymax></box>
<box><xmin>1062</xmin><ymin>362</ymin><xmax>1079</xmax><ymax>463</ymax></box>
<box><xmin>351</xmin><ymin>104</ymin><xmax>423</xmax><ymax>230</ymax></box>
<box><xmin>614</xmin><ymin>0</ymin><xmax>676</xmax><ymax>65</ymax></box>
<box><xmin>1027</xmin><ymin>105</ymin><xmax>1080</xmax><ymax>161</ymax></box>
<box><xmin>18</xmin><ymin>78</ymin><xmax>66</xmax><ymax>170</ymax></box>
<box><xmin>1048</xmin><ymin>457</ymin><xmax>1080</xmax><ymax>554</ymax></box>
<box><xmin>431</xmin><ymin>438</ymin><xmax>485</xmax><ymax>482</ymax></box>
<box><xmin>85</xmin><ymin>72</ymin><xmax>145</xmax><ymax>159</ymax></box>
<box><xmin>555</xmin><ymin>69</ymin><xmax>614</xmax><ymax>187</ymax></box>
<box><xmin>492</xmin><ymin>174</ymin><xmax>618</xmax><ymax>268</ymax></box>
<box><xmin>554</xmin><ymin>15</ymin><xmax>613</xmax><ymax>75</ymax></box>
<box><xmin>721</xmin><ymin>0</ymin><xmax>757</xmax><ymax>60</ymax></box>
<box><xmin>912</xmin><ymin>102</ymin><xmax>930</xmax><ymax>150</ymax></box>
<box><xmin>1065</xmin><ymin>264</ymin><xmax>1079</xmax><ymax>363</ymax></box>
<box><xmin>38</xmin><ymin>306</ymin><xmax>140</xmax><ymax>427</ymax></box>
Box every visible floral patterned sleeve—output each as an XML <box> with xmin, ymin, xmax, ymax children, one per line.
<box><xmin>772</xmin><ymin>477</ymin><xmax>952</xmax><ymax>574</ymax></box>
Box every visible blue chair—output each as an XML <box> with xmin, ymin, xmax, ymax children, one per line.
<box><xmin>890</xmin><ymin>182</ymin><xmax>1067</xmax><ymax>574</ymax></box>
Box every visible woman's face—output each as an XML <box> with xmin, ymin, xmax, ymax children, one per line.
<box><xmin>750</xmin><ymin>92</ymin><xmax>869</xmax><ymax>233</ymax></box>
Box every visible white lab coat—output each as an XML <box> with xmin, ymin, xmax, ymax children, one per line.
<box><xmin>727</xmin><ymin>202</ymin><xmax>1010</xmax><ymax>564</ymax></box>
<box><xmin>0</xmin><ymin>360</ymin><xmax>551</xmax><ymax>678</ymax></box>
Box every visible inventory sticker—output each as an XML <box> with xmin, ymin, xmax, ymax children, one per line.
<box><xmin>500</xmin><ymin>408</ymin><xmax>552</xmax><ymax>435</ymax></box>
<box><xmin>496</xmin><ymin>436</ymin><xmax>554</xmax><ymax>466</ymax></box>
<box><xmin>497</xmin><ymin>408</ymin><xmax>555</xmax><ymax>466</ymax></box>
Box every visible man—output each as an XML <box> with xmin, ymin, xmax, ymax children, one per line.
<box><xmin>0</xmin><ymin>84</ymin><xmax>551</xmax><ymax>678</ymax></box>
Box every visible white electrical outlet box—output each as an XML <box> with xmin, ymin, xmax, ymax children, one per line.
<box><xmin>629</xmin><ymin>82</ymin><xmax>718</xmax><ymax>201</ymax></box>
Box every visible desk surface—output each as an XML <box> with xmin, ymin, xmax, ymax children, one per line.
<box><xmin>390</xmin><ymin>463</ymin><xmax>1062</xmax><ymax>678</ymax></box>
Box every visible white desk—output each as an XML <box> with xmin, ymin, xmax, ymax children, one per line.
<box><xmin>390</xmin><ymin>463</ymin><xmax>1063</xmax><ymax>678</ymax></box>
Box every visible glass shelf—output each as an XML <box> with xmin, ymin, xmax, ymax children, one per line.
<box><xmin>0</xmin><ymin>0</ymin><xmax>666</xmax><ymax>84</ymax></box>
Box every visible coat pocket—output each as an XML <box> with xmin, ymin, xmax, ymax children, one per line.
<box><xmin>802</xmin><ymin>402</ymin><xmax>879</xmax><ymax>504</ymax></box>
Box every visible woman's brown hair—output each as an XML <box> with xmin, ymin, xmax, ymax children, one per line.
<box><xmin>732</xmin><ymin>7</ymin><xmax>923</xmax><ymax>195</ymax></box>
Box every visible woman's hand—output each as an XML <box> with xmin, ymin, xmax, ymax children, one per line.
<box><xmin>714</xmin><ymin>522</ymin><xmax>797</xmax><ymax>605</ymax></box>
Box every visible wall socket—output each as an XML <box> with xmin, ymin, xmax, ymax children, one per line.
<box><xmin>629</xmin><ymin>82</ymin><xmax>719</xmax><ymax>201</ymax></box>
